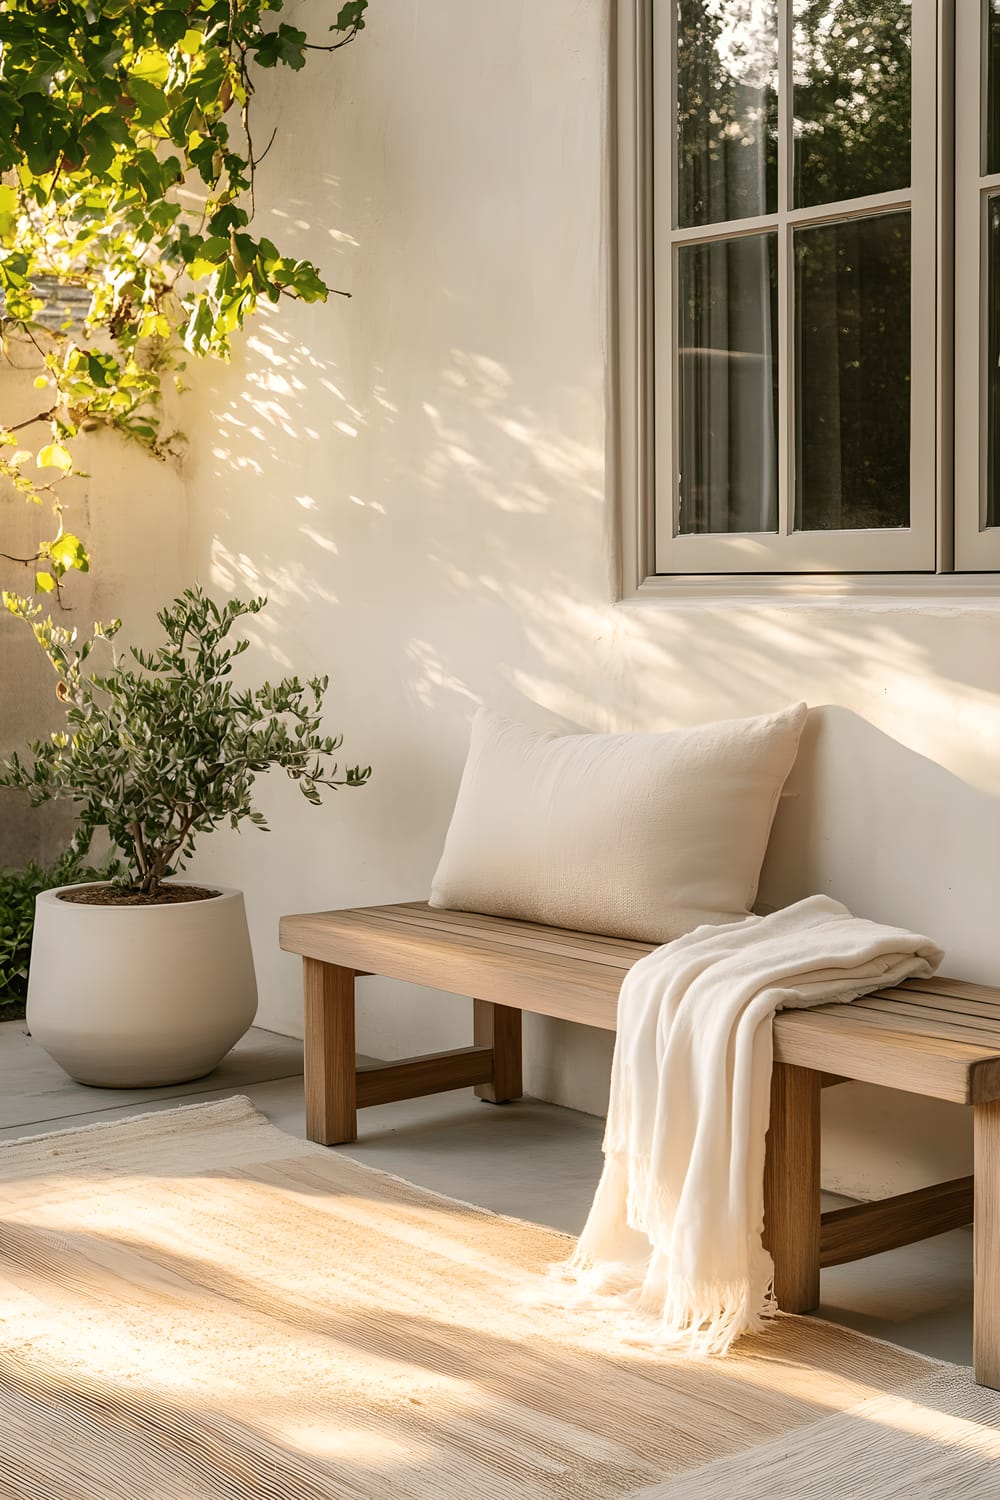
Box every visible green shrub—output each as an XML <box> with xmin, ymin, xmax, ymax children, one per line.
<box><xmin>0</xmin><ymin>849</ymin><xmax>123</xmax><ymax>1018</ymax></box>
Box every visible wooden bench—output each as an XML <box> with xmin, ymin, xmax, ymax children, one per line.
<box><xmin>279</xmin><ymin>900</ymin><xmax>1000</xmax><ymax>1388</ymax></box>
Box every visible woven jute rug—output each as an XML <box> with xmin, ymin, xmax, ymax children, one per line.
<box><xmin>1</xmin><ymin>1097</ymin><xmax>997</xmax><ymax>1499</ymax></box>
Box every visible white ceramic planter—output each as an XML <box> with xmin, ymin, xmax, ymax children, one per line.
<box><xmin>27</xmin><ymin>882</ymin><xmax>258</xmax><ymax>1088</ymax></box>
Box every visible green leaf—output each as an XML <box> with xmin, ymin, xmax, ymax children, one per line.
<box><xmin>79</xmin><ymin>115</ymin><xmax>118</xmax><ymax>175</ymax></box>
<box><xmin>130</xmin><ymin>48</ymin><xmax>171</xmax><ymax>86</ymax></box>
<box><xmin>334</xmin><ymin>2</ymin><xmax>368</xmax><ymax>33</ymax></box>
<box><xmin>84</xmin><ymin>352</ymin><xmax>119</xmax><ymax>389</ymax></box>
<box><xmin>36</xmin><ymin>443</ymin><xmax>72</xmax><ymax>472</ymax></box>
<box><xmin>0</xmin><ymin>94</ymin><xmax>22</xmax><ymax>151</ymax></box>
<box><xmin>0</xmin><ymin>185</ymin><xmax>18</xmax><ymax>241</ymax></box>
<box><xmin>127</xmin><ymin>77</ymin><xmax>170</xmax><ymax>125</ymax></box>
<box><xmin>207</xmin><ymin>204</ymin><xmax>248</xmax><ymax>234</ymax></box>
<box><xmin>152</xmin><ymin>10</ymin><xmax>190</xmax><ymax>49</ymax></box>
<box><xmin>253</xmin><ymin>25</ymin><xmax>309</xmax><ymax>71</ymax></box>
<box><xmin>16</xmin><ymin>93</ymin><xmax>66</xmax><ymax>175</ymax></box>
<box><xmin>48</xmin><ymin>533</ymin><xmax>89</xmax><ymax>575</ymax></box>
<box><xmin>34</xmin><ymin>571</ymin><xmax>56</xmax><ymax>593</ymax></box>
<box><xmin>178</xmin><ymin>28</ymin><xmax>207</xmax><ymax>57</ymax></box>
<box><xmin>286</xmin><ymin>261</ymin><xmax>329</xmax><ymax>302</ymax></box>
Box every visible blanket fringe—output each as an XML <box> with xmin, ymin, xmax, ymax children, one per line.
<box><xmin>539</xmin><ymin>1248</ymin><xmax>779</xmax><ymax>1357</ymax></box>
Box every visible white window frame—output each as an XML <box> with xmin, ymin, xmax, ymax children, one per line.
<box><xmin>613</xmin><ymin>0</ymin><xmax>997</xmax><ymax>596</ymax></box>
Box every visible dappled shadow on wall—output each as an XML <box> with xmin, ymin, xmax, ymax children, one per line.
<box><xmin>186</xmin><ymin>304</ymin><xmax>615</xmax><ymax>728</ymax></box>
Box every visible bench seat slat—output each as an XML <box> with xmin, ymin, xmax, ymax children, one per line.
<box><xmin>781</xmin><ymin>1005</ymin><xmax>1000</xmax><ymax>1058</ymax></box>
<box><xmin>383</xmin><ymin>903</ymin><xmax>654</xmax><ymax>961</ymax></box>
<box><xmin>867</xmin><ymin>988</ymin><xmax>1000</xmax><ymax>1023</ymax></box>
<box><xmin>313</xmin><ymin>907</ymin><xmax>634</xmax><ymax>990</ymax></box>
<box><xmin>348</xmin><ymin>905</ymin><xmax>649</xmax><ymax>968</ymax></box>
<box><xmin>393</xmin><ymin>899</ymin><xmax>653</xmax><ymax>946</ymax></box>
<box><xmin>903</xmin><ymin>976</ymin><xmax>1000</xmax><ymax>1004</ymax></box>
<box><xmin>817</xmin><ymin>1001</ymin><xmax>1000</xmax><ymax>1049</ymax></box>
<box><xmin>852</xmin><ymin>995</ymin><xmax>1000</xmax><ymax>1035</ymax></box>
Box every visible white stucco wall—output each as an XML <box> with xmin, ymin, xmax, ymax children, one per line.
<box><xmin>7</xmin><ymin>1</ymin><xmax>995</xmax><ymax>1200</ymax></box>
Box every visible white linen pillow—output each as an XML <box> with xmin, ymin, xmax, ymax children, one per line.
<box><xmin>429</xmin><ymin>703</ymin><xmax>807</xmax><ymax>942</ymax></box>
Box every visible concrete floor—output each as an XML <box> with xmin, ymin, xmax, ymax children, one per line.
<box><xmin>0</xmin><ymin>1018</ymin><xmax>974</xmax><ymax>1367</ymax></box>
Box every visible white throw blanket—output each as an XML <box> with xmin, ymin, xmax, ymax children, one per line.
<box><xmin>558</xmin><ymin>896</ymin><xmax>943</xmax><ymax>1355</ymax></box>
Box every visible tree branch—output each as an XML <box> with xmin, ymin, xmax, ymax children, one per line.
<box><xmin>2</xmin><ymin>408</ymin><xmax>56</xmax><ymax>434</ymax></box>
<box><xmin>251</xmin><ymin>126</ymin><xmax>278</xmax><ymax>170</ymax></box>
<box><xmin>302</xmin><ymin>26</ymin><xmax>362</xmax><ymax>52</ymax></box>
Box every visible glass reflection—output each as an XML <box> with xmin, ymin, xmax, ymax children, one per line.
<box><xmin>793</xmin><ymin>0</ymin><xmax>911</xmax><ymax>208</ymax></box>
<box><xmin>795</xmin><ymin>212</ymin><xmax>911</xmax><ymax>531</ymax></box>
<box><xmin>677</xmin><ymin>233</ymin><xmax>779</xmax><ymax>534</ymax></box>
<box><xmin>676</xmin><ymin>0</ymin><xmax>778</xmax><ymax>227</ymax></box>
<box><xmin>988</xmin><ymin>197</ymin><xmax>1000</xmax><ymax>529</ymax></box>
<box><xmin>988</xmin><ymin>1</ymin><xmax>1000</xmax><ymax>176</ymax></box>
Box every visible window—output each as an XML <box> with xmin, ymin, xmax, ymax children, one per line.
<box><xmin>616</xmin><ymin>1</ymin><xmax>998</xmax><ymax>588</ymax></box>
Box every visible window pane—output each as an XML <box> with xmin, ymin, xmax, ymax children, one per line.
<box><xmin>988</xmin><ymin>197</ymin><xmax>1000</xmax><ymax>528</ymax></box>
<box><xmin>795</xmin><ymin>212</ymin><xmax>910</xmax><ymax>531</ymax></box>
<box><xmin>793</xmin><ymin>0</ymin><xmax>911</xmax><ymax>208</ymax></box>
<box><xmin>676</xmin><ymin>0</ymin><xmax>778</xmax><ymax>228</ymax></box>
<box><xmin>677</xmin><ymin>234</ymin><xmax>778</xmax><ymax>535</ymax></box>
<box><xmin>989</xmin><ymin>1</ymin><xmax>1000</xmax><ymax>175</ymax></box>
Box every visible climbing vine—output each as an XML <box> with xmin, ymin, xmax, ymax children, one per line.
<box><xmin>0</xmin><ymin>0</ymin><xmax>367</xmax><ymax>601</ymax></box>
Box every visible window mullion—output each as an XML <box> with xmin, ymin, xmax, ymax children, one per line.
<box><xmin>955</xmin><ymin>0</ymin><xmax>1000</xmax><ymax>570</ymax></box>
<box><xmin>671</xmin><ymin>214</ymin><xmax>779</xmax><ymax>245</ymax></box>
<box><xmin>778</xmin><ymin>0</ymin><xmax>792</xmax><ymax>539</ymax></box>
<box><xmin>778</xmin><ymin>0</ymin><xmax>791</xmax><ymax>216</ymax></box>
<box><xmin>935</xmin><ymin>0</ymin><xmax>955</xmax><ymax>574</ymax></box>
<box><xmin>785</xmin><ymin>189</ymin><xmax>913</xmax><ymax>227</ymax></box>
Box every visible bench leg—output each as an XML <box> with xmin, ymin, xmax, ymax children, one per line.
<box><xmin>473</xmin><ymin>998</ymin><xmax>522</xmax><ymax>1103</ymax></box>
<box><xmin>303</xmin><ymin>959</ymin><xmax>357</xmax><ymax>1145</ymax></box>
<box><xmin>974</xmin><ymin>1099</ymin><xmax>1000</xmax><ymax>1389</ymax></box>
<box><xmin>763</xmin><ymin>1062</ymin><xmax>821</xmax><ymax>1313</ymax></box>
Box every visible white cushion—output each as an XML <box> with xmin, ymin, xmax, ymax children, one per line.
<box><xmin>429</xmin><ymin>703</ymin><xmax>807</xmax><ymax>942</ymax></box>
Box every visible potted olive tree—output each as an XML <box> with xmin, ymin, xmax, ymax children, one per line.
<box><xmin>0</xmin><ymin>588</ymin><xmax>370</xmax><ymax>1087</ymax></box>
